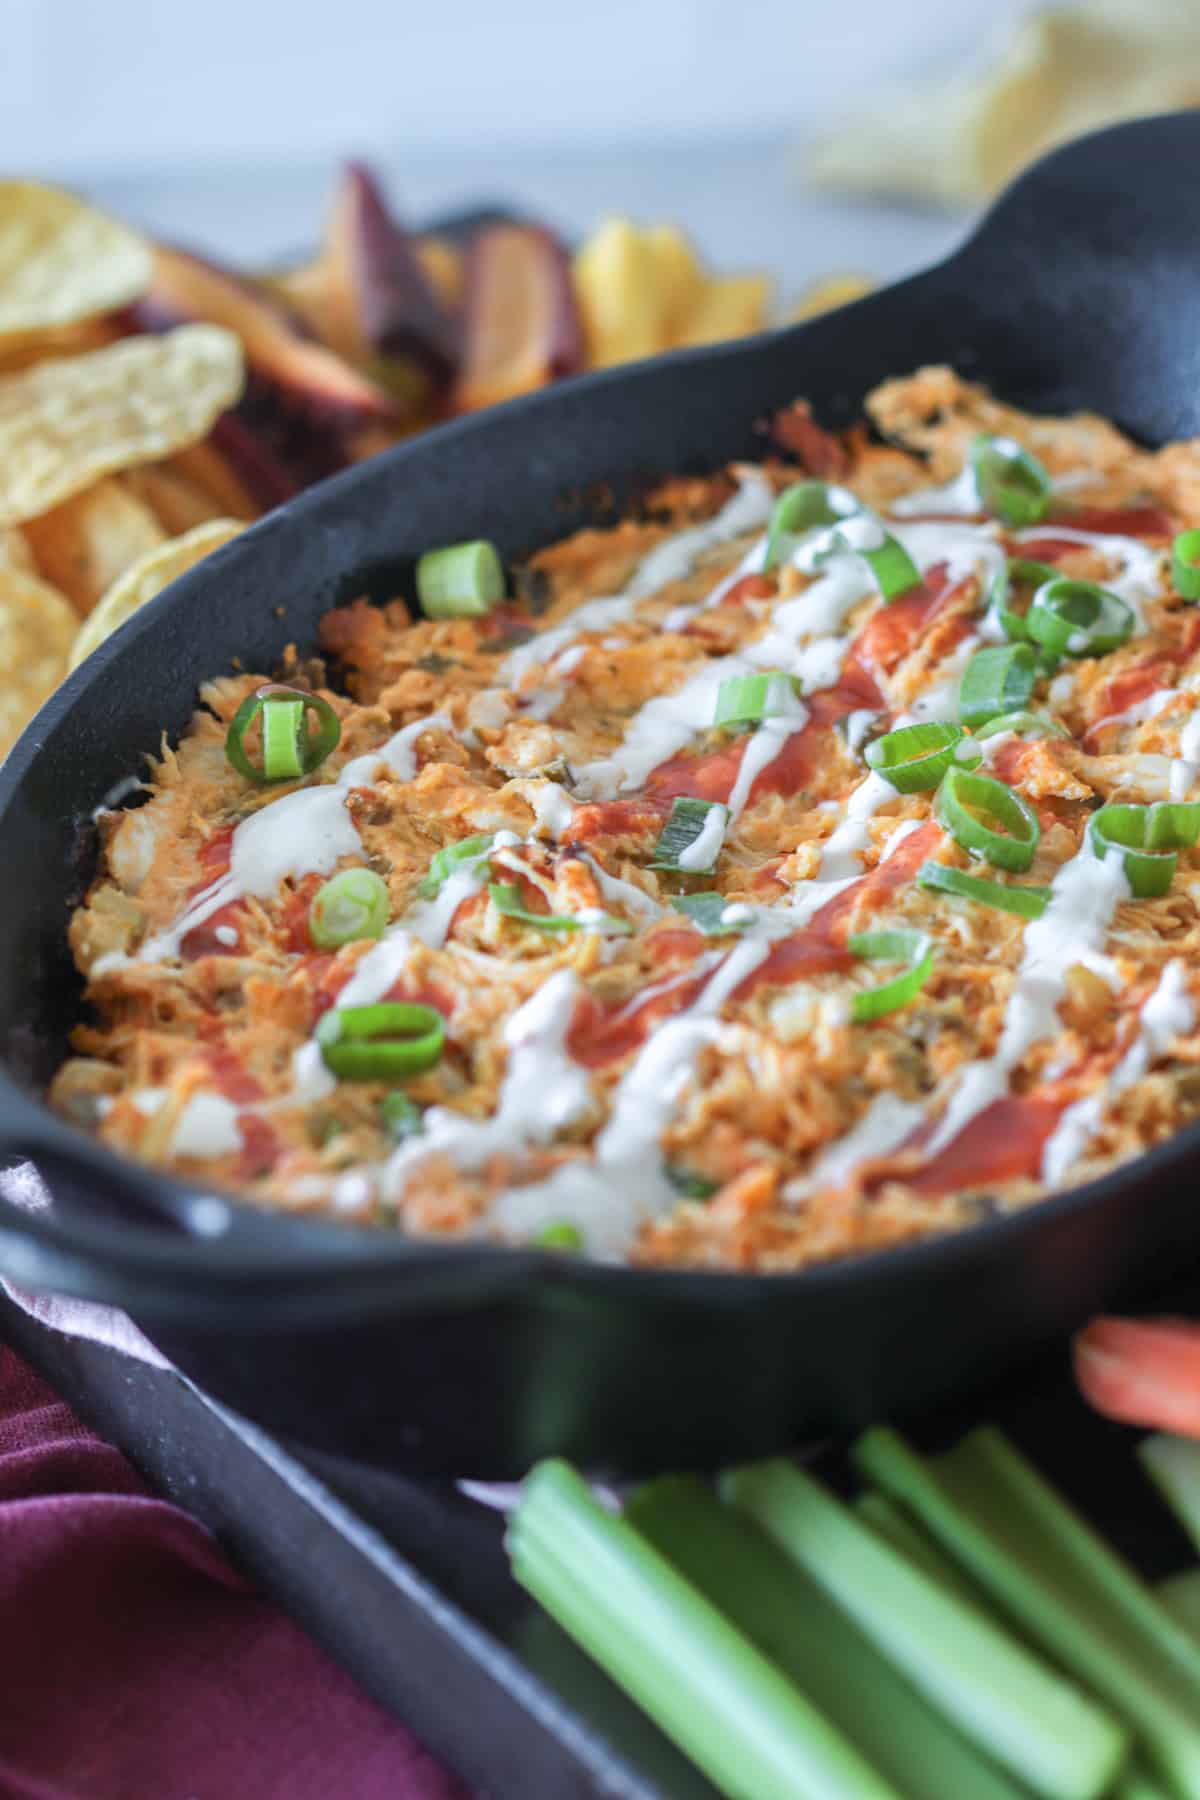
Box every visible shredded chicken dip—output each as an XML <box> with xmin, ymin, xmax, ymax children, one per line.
<box><xmin>53</xmin><ymin>368</ymin><xmax>1200</xmax><ymax>1269</ymax></box>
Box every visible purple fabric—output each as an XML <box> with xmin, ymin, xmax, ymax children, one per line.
<box><xmin>0</xmin><ymin>1343</ymin><xmax>473</xmax><ymax>1800</ymax></box>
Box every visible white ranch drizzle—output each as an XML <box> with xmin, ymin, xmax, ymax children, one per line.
<box><xmin>576</xmin><ymin>852</ymin><xmax>664</xmax><ymax>921</ymax></box>
<box><xmin>676</xmin><ymin>802</ymin><xmax>729</xmax><ymax>872</ymax></box>
<box><xmin>1013</xmin><ymin>524</ymin><xmax>1163</xmax><ymax>631</ymax></box>
<box><xmin>487</xmin><ymin>935</ymin><xmax>771</xmax><ymax>1256</ymax></box>
<box><xmin>925</xmin><ymin>840</ymin><xmax>1131</xmax><ymax>1159</ymax></box>
<box><xmin>382</xmin><ymin>969</ymin><xmax>593</xmax><ymax>1192</ymax></box>
<box><xmin>169</xmin><ymin>1091</ymin><xmax>243</xmax><ymax>1159</ymax></box>
<box><xmin>889</xmin><ymin>463</ymin><xmax>983</xmax><ymax>518</ymax></box>
<box><xmin>786</xmin><ymin>1092</ymin><xmax>926</xmax><ymax>1202</ymax></box>
<box><xmin>628</xmin><ymin>469</ymin><xmax>775</xmax><ymax>599</ymax></box>
<box><xmin>1171</xmin><ymin>708</ymin><xmax>1200</xmax><ymax>800</ymax></box>
<box><xmin>529</xmin><ymin>782</ymin><xmax>577</xmax><ymax>841</ymax></box>
<box><xmin>1041</xmin><ymin>961</ymin><xmax>1193</xmax><ymax>1187</ymax></box>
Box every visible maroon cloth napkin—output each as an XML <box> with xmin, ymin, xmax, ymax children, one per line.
<box><xmin>0</xmin><ymin>1342</ymin><xmax>474</xmax><ymax>1800</ymax></box>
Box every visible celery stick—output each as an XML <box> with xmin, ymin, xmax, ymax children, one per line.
<box><xmin>629</xmin><ymin>1475</ymin><xmax>1029</xmax><ymax>1800</ymax></box>
<box><xmin>507</xmin><ymin>1460</ymin><xmax>899</xmax><ymax>1800</ymax></box>
<box><xmin>1141</xmin><ymin>1435</ymin><xmax>1200</xmax><ymax>1555</ymax></box>
<box><xmin>1117</xmin><ymin>1770</ymin><xmax>1174</xmax><ymax>1800</ymax></box>
<box><xmin>1158</xmin><ymin>1568</ymin><xmax>1200</xmax><ymax>1647</ymax></box>
<box><xmin>855</xmin><ymin>1426</ymin><xmax>1200</xmax><ymax>1799</ymax></box>
<box><xmin>855</xmin><ymin>1488</ymin><xmax>985</xmax><ymax>1606</ymax></box>
<box><xmin>723</xmin><ymin>1458</ymin><xmax>1126</xmax><ymax>1800</ymax></box>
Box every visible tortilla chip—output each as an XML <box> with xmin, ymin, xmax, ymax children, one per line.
<box><xmin>23</xmin><ymin>478</ymin><xmax>167</xmax><ymax>615</ymax></box>
<box><xmin>0</xmin><ymin>183</ymin><xmax>152</xmax><ymax>342</ymax></box>
<box><xmin>69</xmin><ymin>518</ymin><xmax>245</xmax><ymax>671</ymax></box>
<box><xmin>807</xmin><ymin>1</ymin><xmax>1200</xmax><ymax>206</ymax></box>
<box><xmin>0</xmin><ymin>325</ymin><xmax>244</xmax><ymax>528</ymax></box>
<box><xmin>0</xmin><ymin>566</ymin><xmax>79</xmax><ymax>759</ymax></box>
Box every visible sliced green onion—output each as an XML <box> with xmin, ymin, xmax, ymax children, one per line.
<box><xmin>854</xmin><ymin>1425</ymin><xmax>1200</xmax><ymax>1797</ymax></box>
<box><xmin>848</xmin><ymin>929</ymin><xmax>934</xmax><ymax>1022</ymax></box>
<box><xmin>723</xmin><ymin>1457</ymin><xmax>1125</xmax><ymax>1800</ymax></box>
<box><xmin>533</xmin><ymin>1221</ymin><xmax>584</xmax><ymax>1252</ymax></box>
<box><xmin>959</xmin><ymin>645</ymin><xmax>1038</xmax><ymax>728</ymax></box>
<box><xmin>308</xmin><ymin>868</ymin><xmax>390</xmax><ymax>949</ymax></box>
<box><xmin>970</xmin><ymin>435</ymin><xmax>1052</xmax><ymax>529</ymax></box>
<box><xmin>669</xmin><ymin>892</ymin><xmax>745</xmax><ymax>935</ymax></box>
<box><xmin>1146</xmin><ymin>801</ymin><xmax>1200</xmax><ymax>850</ymax></box>
<box><xmin>664</xmin><ymin>1165</ymin><xmax>721</xmax><ymax>1201</ymax></box>
<box><xmin>416</xmin><ymin>539</ymin><xmax>505</xmax><ymax>619</ymax></box>
<box><xmin>994</xmin><ymin>558</ymin><xmax>1062</xmax><ymax>642</ymax></box>
<box><xmin>418</xmin><ymin>832</ymin><xmax>495</xmax><ymax>899</ymax></box>
<box><xmin>1027</xmin><ymin>578</ymin><xmax>1134</xmax><ymax>659</ymax></box>
<box><xmin>847</xmin><ymin>528</ymin><xmax>922</xmax><ymax>601</ymax></box>
<box><xmin>507</xmin><ymin>1460</ymin><xmax>895</xmax><ymax>1800</ymax></box>
<box><xmin>225</xmin><ymin>683</ymin><xmax>341</xmax><ymax>784</ymax></box>
<box><xmin>918</xmin><ymin>860</ymin><xmax>1049</xmax><ymax>920</ymax></box>
<box><xmin>976</xmin><ymin>710</ymin><xmax>1070</xmax><ymax>741</ymax></box>
<box><xmin>865</xmin><ymin>722</ymin><xmax>974</xmax><ymax>793</ymax></box>
<box><xmin>713</xmin><ymin>671</ymin><xmax>799</xmax><ymax>729</ymax></box>
<box><xmin>379</xmin><ymin>1091</ymin><xmax>423</xmax><ymax>1142</ymax></box>
<box><xmin>1173</xmin><ymin>531</ymin><xmax>1200</xmax><ymax>601</ymax></box>
<box><xmin>763</xmin><ymin>479</ymin><xmax>855</xmax><ymax>570</ymax></box>
<box><xmin>1089</xmin><ymin>805</ymin><xmax>1177</xmax><ymax>898</ymax></box>
<box><xmin>316</xmin><ymin>1001</ymin><xmax>445</xmax><ymax>1080</ymax></box>
<box><xmin>629</xmin><ymin>1476</ymin><xmax>1029</xmax><ymax>1800</ymax></box>
<box><xmin>489</xmin><ymin>882</ymin><xmax>630</xmax><ymax>935</ymax></box>
<box><xmin>649</xmin><ymin>797</ymin><xmax>729</xmax><ymax>875</ymax></box>
<box><xmin>938</xmin><ymin>766</ymin><xmax>1041</xmax><ymax>873</ymax></box>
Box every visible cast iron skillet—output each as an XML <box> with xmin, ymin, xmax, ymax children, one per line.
<box><xmin>2</xmin><ymin>114</ymin><xmax>1200</xmax><ymax>1478</ymax></box>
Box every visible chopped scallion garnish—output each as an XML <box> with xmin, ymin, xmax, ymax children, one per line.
<box><xmin>225</xmin><ymin>683</ymin><xmax>341</xmax><ymax>784</ymax></box>
<box><xmin>865</xmin><ymin>722</ymin><xmax>975</xmax><ymax>793</ymax></box>
<box><xmin>380</xmin><ymin>1090</ymin><xmax>424</xmax><ymax>1142</ymax></box>
<box><xmin>416</xmin><ymin>539</ymin><xmax>505</xmax><ymax>619</ymax></box>
<box><xmin>847</xmin><ymin>929</ymin><xmax>934</xmax><ymax>1022</ymax></box>
<box><xmin>713</xmin><ymin>671</ymin><xmax>800</xmax><ymax>730</ymax></box>
<box><xmin>308</xmin><ymin>868</ymin><xmax>390</xmax><ymax>948</ymax></box>
<box><xmin>650</xmin><ymin>797</ymin><xmax>729</xmax><ymax>875</ymax></box>
<box><xmin>1089</xmin><ymin>805</ymin><xmax>1178</xmax><ymax>898</ymax></box>
<box><xmin>937</xmin><ymin>766</ymin><xmax>1041</xmax><ymax>873</ymax></box>
<box><xmin>533</xmin><ymin>1221</ymin><xmax>584</xmax><ymax>1252</ymax></box>
<box><xmin>489</xmin><ymin>882</ymin><xmax>631</xmax><ymax>934</ymax></box>
<box><xmin>959</xmin><ymin>645</ymin><xmax>1038</xmax><ymax>729</ymax></box>
<box><xmin>975</xmin><ymin>710</ymin><xmax>1070</xmax><ymax>741</ymax></box>
<box><xmin>763</xmin><ymin>479</ymin><xmax>855</xmax><ymax>570</ymax></box>
<box><xmin>917</xmin><ymin>860</ymin><xmax>1049</xmax><ymax>919</ymax></box>
<box><xmin>669</xmin><ymin>892</ymin><xmax>745</xmax><ymax>935</ymax></box>
<box><xmin>418</xmin><ymin>833</ymin><xmax>495</xmax><ymax>898</ymax></box>
<box><xmin>970</xmin><ymin>435</ymin><xmax>1052</xmax><ymax>529</ymax></box>
<box><xmin>1027</xmin><ymin>578</ymin><xmax>1134</xmax><ymax>659</ymax></box>
<box><xmin>316</xmin><ymin>1001</ymin><xmax>445</xmax><ymax>1081</ymax></box>
<box><xmin>1173</xmin><ymin>531</ymin><xmax>1200</xmax><ymax>601</ymax></box>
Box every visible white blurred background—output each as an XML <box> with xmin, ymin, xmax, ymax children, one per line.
<box><xmin>0</xmin><ymin>0</ymin><xmax>1035</xmax><ymax>288</ymax></box>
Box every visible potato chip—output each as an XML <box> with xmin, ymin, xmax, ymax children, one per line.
<box><xmin>0</xmin><ymin>317</ymin><xmax>122</xmax><ymax>376</ymax></box>
<box><xmin>0</xmin><ymin>566</ymin><xmax>79</xmax><ymax>760</ymax></box>
<box><xmin>0</xmin><ymin>527</ymin><xmax>34</xmax><ymax>574</ymax></box>
<box><xmin>23</xmin><ymin>478</ymin><xmax>166</xmax><ymax>615</ymax></box>
<box><xmin>169</xmin><ymin>441</ymin><xmax>259</xmax><ymax>523</ymax></box>
<box><xmin>675</xmin><ymin>273</ymin><xmax>771</xmax><ymax>349</ymax></box>
<box><xmin>120</xmin><ymin>464</ymin><xmax>229</xmax><ymax>537</ymax></box>
<box><xmin>69</xmin><ymin>518</ymin><xmax>245</xmax><ymax>671</ymax></box>
<box><xmin>789</xmin><ymin>274</ymin><xmax>874</xmax><ymax>322</ymax></box>
<box><xmin>0</xmin><ymin>183</ymin><xmax>152</xmax><ymax>343</ymax></box>
<box><xmin>0</xmin><ymin>325</ymin><xmax>244</xmax><ymax>528</ymax></box>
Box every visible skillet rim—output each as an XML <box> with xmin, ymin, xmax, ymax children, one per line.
<box><xmin>3</xmin><ymin>111</ymin><xmax>1199</xmax><ymax>1310</ymax></box>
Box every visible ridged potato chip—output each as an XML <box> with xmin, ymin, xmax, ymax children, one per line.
<box><xmin>0</xmin><ymin>566</ymin><xmax>80</xmax><ymax>760</ymax></box>
<box><xmin>69</xmin><ymin>518</ymin><xmax>245</xmax><ymax>671</ymax></box>
<box><xmin>0</xmin><ymin>183</ymin><xmax>152</xmax><ymax>342</ymax></box>
<box><xmin>0</xmin><ymin>325</ymin><xmax>244</xmax><ymax>528</ymax></box>
<box><xmin>24</xmin><ymin>477</ymin><xmax>166</xmax><ymax>615</ymax></box>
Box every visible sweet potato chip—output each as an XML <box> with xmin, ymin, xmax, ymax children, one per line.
<box><xmin>0</xmin><ymin>325</ymin><xmax>244</xmax><ymax>528</ymax></box>
<box><xmin>23</xmin><ymin>477</ymin><xmax>166</xmax><ymax>615</ymax></box>
<box><xmin>69</xmin><ymin>518</ymin><xmax>244</xmax><ymax>671</ymax></box>
<box><xmin>0</xmin><ymin>183</ymin><xmax>152</xmax><ymax>342</ymax></box>
<box><xmin>0</xmin><ymin>566</ymin><xmax>79</xmax><ymax>759</ymax></box>
<box><xmin>120</xmin><ymin>464</ymin><xmax>230</xmax><ymax>536</ymax></box>
<box><xmin>0</xmin><ymin>317</ymin><xmax>122</xmax><ymax>376</ymax></box>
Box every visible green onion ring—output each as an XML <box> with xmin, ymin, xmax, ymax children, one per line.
<box><xmin>419</xmin><ymin>832</ymin><xmax>495</xmax><ymax>898</ymax></box>
<box><xmin>865</xmin><ymin>722</ymin><xmax>977</xmax><ymax>793</ymax></box>
<box><xmin>1089</xmin><ymin>805</ymin><xmax>1177</xmax><ymax>897</ymax></box>
<box><xmin>669</xmin><ymin>893</ymin><xmax>746</xmax><ymax>935</ymax></box>
<box><xmin>650</xmin><ymin>797</ymin><xmax>729</xmax><ymax>875</ymax></box>
<box><xmin>713</xmin><ymin>671</ymin><xmax>800</xmax><ymax>729</ymax></box>
<box><xmin>958</xmin><ymin>644</ymin><xmax>1038</xmax><ymax>728</ymax></box>
<box><xmin>937</xmin><ymin>766</ymin><xmax>1041</xmax><ymax>873</ymax></box>
<box><xmin>827</xmin><ymin>526</ymin><xmax>922</xmax><ymax>601</ymax></box>
<box><xmin>1027</xmin><ymin>578</ymin><xmax>1134</xmax><ymax>659</ymax></box>
<box><xmin>763</xmin><ymin>480</ymin><xmax>855</xmax><ymax>570</ymax></box>
<box><xmin>308</xmin><ymin>868</ymin><xmax>390</xmax><ymax>948</ymax></box>
<box><xmin>533</xmin><ymin>1221</ymin><xmax>584</xmax><ymax>1252</ymax></box>
<box><xmin>225</xmin><ymin>683</ymin><xmax>342</xmax><ymax>784</ymax></box>
<box><xmin>416</xmin><ymin>539</ymin><xmax>506</xmax><ymax>619</ymax></box>
<box><xmin>917</xmin><ymin>860</ymin><xmax>1049</xmax><ymax>919</ymax></box>
<box><xmin>847</xmin><ymin>928</ymin><xmax>935</xmax><ymax>1022</ymax></box>
<box><xmin>975</xmin><ymin>710</ymin><xmax>1070</xmax><ymax>741</ymax></box>
<box><xmin>992</xmin><ymin>558</ymin><xmax>1061</xmax><ymax>642</ymax></box>
<box><xmin>1173</xmin><ymin>530</ymin><xmax>1200</xmax><ymax>602</ymax></box>
<box><xmin>1146</xmin><ymin>801</ymin><xmax>1200</xmax><ymax>850</ymax></box>
<box><xmin>969</xmin><ymin>435</ymin><xmax>1052</xmax><ymax>529</ymax></box>
<box><xmin>380</xmin><ymin>1091</ymin><xmax>424</xmax><ymax>1142</ymax></box>
<box><xmin>316</xmin><ymin>1001</ymin><xmax>445</xmax><ymax>1080</ymax></box>
<box><xmin>489</xmin><ymin>882</ymin><xmax>631</xmax><ymax>934</ymax></box>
